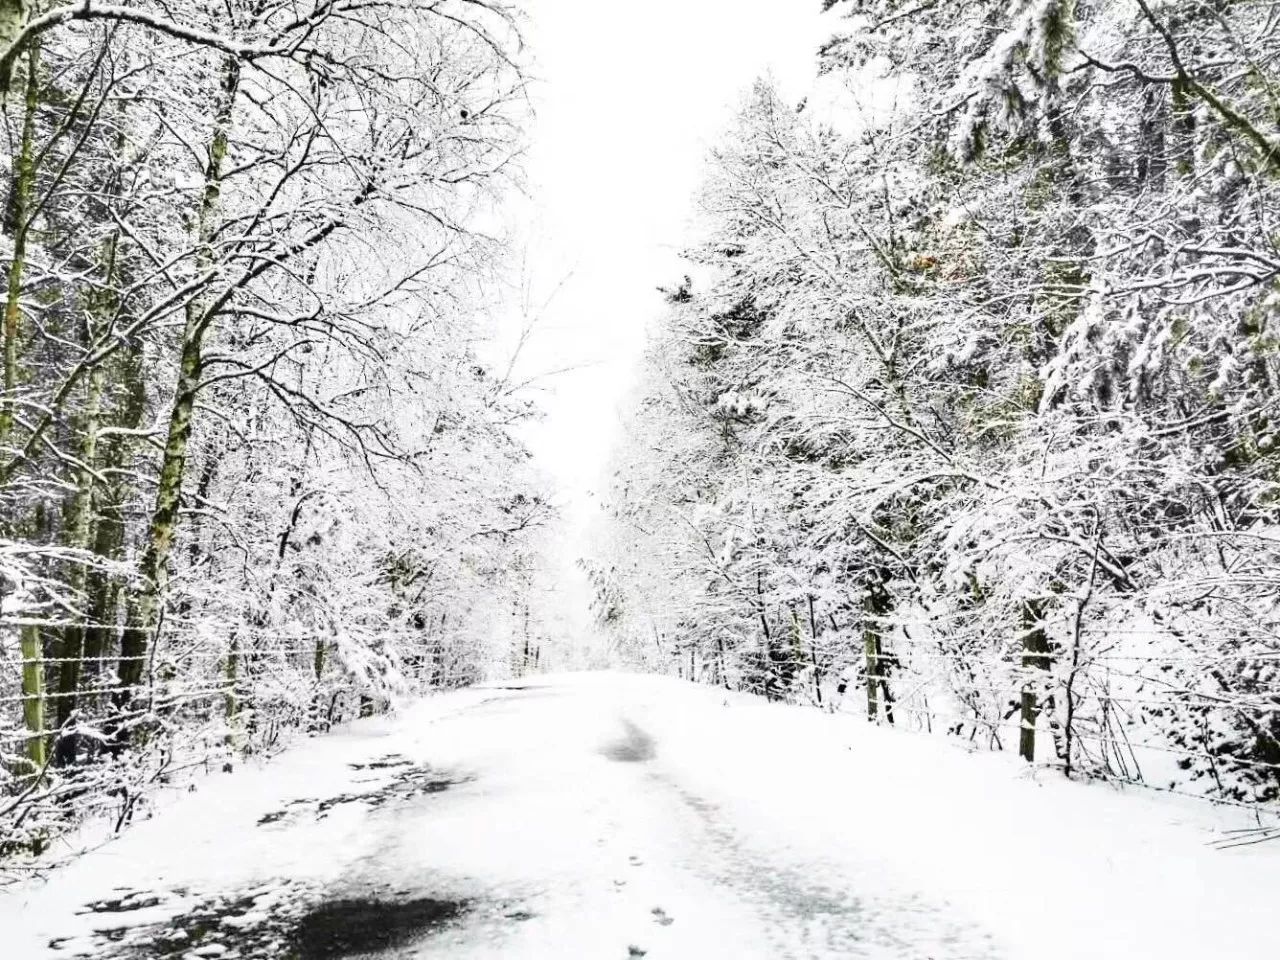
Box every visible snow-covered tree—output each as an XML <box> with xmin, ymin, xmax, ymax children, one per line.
<box><xmin>0</xmin><ymin>1</ymin><xmax>548</xmax><ymax>857</ymax></box>
<box><xmin>595</xmin><ymin>1</ymin><xmax>1280</xmax><ymax>805</ymax></box>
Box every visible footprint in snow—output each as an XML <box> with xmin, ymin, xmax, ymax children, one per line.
<box><xmin>651</xmin><ymin>907</ymin><xmax>674</xmax><ymax>926</ymax></box>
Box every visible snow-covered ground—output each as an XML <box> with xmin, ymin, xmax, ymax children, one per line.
<box><xmin>2</xmin><ymin>672</ymin><xmax>1277</xmax><ymax>959</ymax></box>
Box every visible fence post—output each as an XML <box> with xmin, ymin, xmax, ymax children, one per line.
<box><xmin>20</xmin><ymin>623</ymin><xmax>46</xmax><ymax>771</ymax></box>
<box><xmin>863</xmin><ymin>580</ymin><xmax>892</xmax><ymax>722</ymax></box>
<box><xmin>1019</xmin><ymin>600</ymin><xmax>1051</xmax><ymax>762</ymax></box>
<box><xmin>223</xmin><ymin>632</ymin><xmax>240</xmax><ymax>756</ymax></box>
<box><xmin>863</xmin><ymin>625</ymin><xmax>879</xmax><ymax>721</ymax></box>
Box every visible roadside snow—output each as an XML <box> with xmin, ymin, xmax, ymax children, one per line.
<box><xmin>611</xmin><ymin>672</ymin><xmax>1280</xmax><ymax>960</ymax></box>
<box><xmin>0</xmin><ymin>688</ymin><xmax>497</xmax><ymax>958</ymax></box>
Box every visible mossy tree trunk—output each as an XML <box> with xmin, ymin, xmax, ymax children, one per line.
<box><xmin>5</xmin><ymin>38</ymin><xmax>44</xmax><ymax>770</ymax></box>
<box><xmin>0</xmin><ymin>36</ymin><xmax>38</xmax><ymax>454</ymax></box>
<box><xmin>0</xmin><ymin>0</ymin><xmax>30</xmax><ymax>93</ymax></box>
<box><xmin>118</xmin><ymin>58</ymin><xmax>240</xmax><ymax>704</ymax></box>
<box><xmin>81</xmin><ymin>338</ymin><xmax>146</xmax><ymax>686</ymax></box>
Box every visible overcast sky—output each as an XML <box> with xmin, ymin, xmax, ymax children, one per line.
<box><xmin>494</xmin><ymin>0</ymin><xmax>836</xmax><ymax>623</ymax></box>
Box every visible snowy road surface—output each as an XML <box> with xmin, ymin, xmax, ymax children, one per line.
<box><xmin>3</xmin><ymin>673</ymin><xmax>1277</xmax><ymax>959</ymax></box>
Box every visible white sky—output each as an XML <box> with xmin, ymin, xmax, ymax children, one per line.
<box><xmin>508</xmin><ymin>0</ymin><xmax>834</xmax><ymax>493</ymax></box>
<box><xmin>492</xmin><ymin>0</ymin><xmax>837</xmax><ymax>627</ymax></box>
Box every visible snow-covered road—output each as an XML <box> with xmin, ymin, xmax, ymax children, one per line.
<box><xmin>3</xmin><ymin>673</ymin><xmax>1277</xmax><ymax>959</ymax></box>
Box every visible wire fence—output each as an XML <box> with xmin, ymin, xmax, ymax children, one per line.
<box><xmin>8</xmin><ymin>611</ymin><xmax>1279</xmax><ymax>865</ymax></box>
<box><xmin>670</xmin><ymin>620</ymin><xmax>1280</xmax><ymax>817</ymax></box>
<box><xmin>0</xmin><ymin>619</ymin><xmax>467</xmax><ymax>868</ymax></box>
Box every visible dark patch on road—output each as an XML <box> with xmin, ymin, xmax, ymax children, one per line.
<box><xmin>59</xmin><ymin>890</ymin><xmax>271</xmax><ymax>958</ymax></box>
<box><xmin>468</xmin><ymin>686</ymin><xmax>563</xmax><ymax>709</ymax></box>
<box><xmin>257</xmin><ymin>805</ymin><xmax>307</xmax><ymax>825</ymax></box>
<box><xmin>479</xmin><ymin>682</ymin><xmax>563</xmax><ymax>695</ymax></box>
<box><xmin>79</xmin><ymin>894</ymin><xmax>164</xmax><ymax>915</ymax></box>
<box><xmin>600</xmin><ymin>719</ymin><xmax>656</xmax><ymax>763</ymax></box>
<box><xmin>56</xmin><ymin>883</ymin><xmax>472</xmax><ymax>959</ymax></box>
<box><xmin>256</xmin><ymin>759</ymin><xmax>470</xmax><ymax>826</ymax></box>
<box><xmin>291</xmin><ymin>896</ymin><xmax>467</xmax><ymax>959</ymax></box>
<box><xmin>348</xmin><ymin>754</ymin><xmax>414</xmax><ymax>771</ymax></box>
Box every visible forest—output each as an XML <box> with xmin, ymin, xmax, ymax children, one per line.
<box><xmin>4</xmin><ymin>0</ymin><xmax>1280</xmax><ymax>880</ymax></box>
<box><xmin>591</xmin><ymin>0</ymin><xmax>1280</xmax><ymax>811</ymax></box>
<box><xmin>0</xmin><ymin>1</ymin><xmax>549</xmax><ymax>859</ymax></box>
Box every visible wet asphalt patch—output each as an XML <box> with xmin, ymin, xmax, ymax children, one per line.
<box><xmin>54</xmin><ymin>883</ymin><xmax>476</xmax><ymax>959</ymax></box>
<box><xmin>49</xmin><ymin>758</ymin><xmax>482</xmax><ymax>957</ymax></box>
<box><xmin>292</xmin><ymin>896</ymin><xmax>468</xmax><ymax>959</ymax></box>
<box><xmin>80</xmin><ymin>894</ymin><xmax>166</xmax><ymax>915</ymax></box>
<box><xmin>56</xmin><ymin>888</ymin><xmax>281</xmax><ymax>958</ymax></box>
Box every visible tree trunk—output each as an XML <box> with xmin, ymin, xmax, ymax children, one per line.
<box><xmin>54</xmin><ymin>228</ymin><xmax>119</xmax><ymax>736</ymax></box>
<box><xmin>758</xmin><ymin>610</ymin><xmax>773</xmax><ymax>701</ymax></box>
<box><xmin>82</xmin><ymin>337</ymin><xmax>146</xmax><ymax>684</ymax></box>
<box><xmin>314</xmin><ymin>637</ymin><xmax>327</xmax><ymax>680</ymax></box>
<box><xmin>878</xmin><ymin>663</ymin><xmax>896</xmax><ymax>726</ymax></box>
<box><xmin>807</xmin><ymin>594</ymin><xmax>823</xmax><ymax>706</ymax></box>
<box><xmin>0</xmin><ymin>37</ymin><xmax>38</xmax><ymax>454</ymax></box>
<box><xmin>52</xmin><ymin>361</ymin><xmax>103</xmax><ymax>734</ymax></box>
<box><xmin>0</xmin><ymin>1</ymin><xmax>29</xmax><ymax>94</ymax></box>
<box><xmin>224</xmin><ymin>632</ymin><xmax>240</xmax><ymax>754</ymax></box>
<box><xmin>118</xmin><ymin>57</ymin><xmax>240</xmax><ymax>702</ymax></box>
